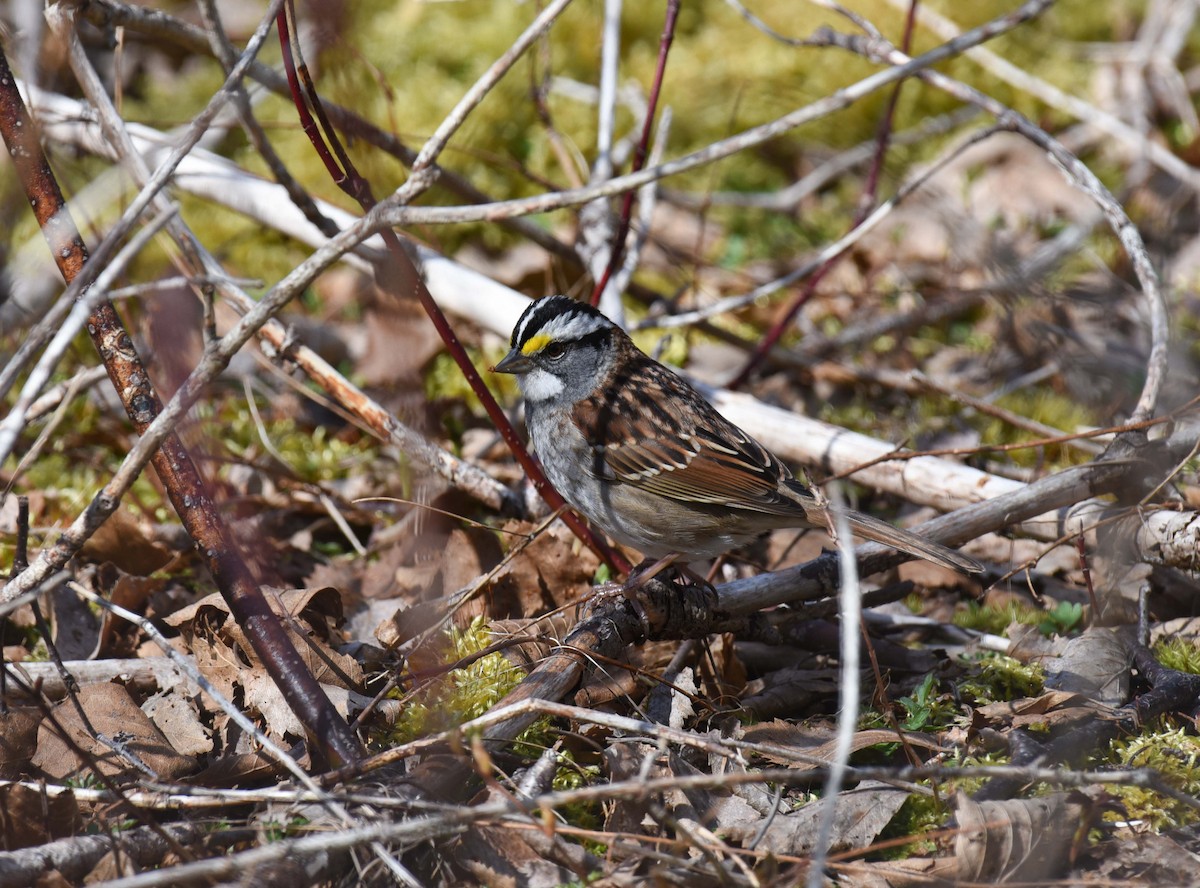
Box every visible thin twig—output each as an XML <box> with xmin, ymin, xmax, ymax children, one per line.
<box><xmin>808</xmin><ymin>483</ymin><xmax>862</xmax><ymax>888</ymax></box>
<box><xmin>590</xmin><ymin>0</ymin><xmax>680</xmax><ymax>309</ymax></box>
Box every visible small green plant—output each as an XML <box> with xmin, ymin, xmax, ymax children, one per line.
<box><xmin>1038</xmin><ymin>601</ymin><xmax>1084</xmax><ymax>636</ymax></box>
<box><xmin>557</xmin><ymin>873</ymin><xmax>604</xmax><ymax>888</ymax></box>
<box><xmin>263</xmin><ymin>815</ymin><xmax>311</xmax><ymax>843</ymax></box>
<box><xmin>896</xmin><ymin>673</ymin><xmax>957</xmax><ymax>732</ymax></box>
<box><xmin>955</xmin><ymin>599</ymin><xmax>1083</xmax><ymax>638</ymax></box>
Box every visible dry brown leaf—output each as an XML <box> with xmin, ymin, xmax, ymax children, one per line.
<box><xmin>455</xmin><ymin>241</ymin><xmax>551</xmax><ymax>289</ymax></box>
<box><xmin>79</xmin><ymin>507</ymin><xmax>174</xmax><ymax>577</ymax></box>
<box><xmin>166</xmin><ymin>586</ymin><xmax>363</xmax><ymax>740</ymax></box>
<box><xmin>30</xmin><ymin>683</ymin><xmax>196</xmax><ymax>782</ymax></box>
<box><xmin>356</xmin><ymin>298</ymin><xmax>444</xmax><ymax>389</ymax></box>
<box><xmin>0</xmin><ymin>707</ymin><xmax>41</xmax><ymax>778</ymax></box>
<box><xmin>742</xmin><ymin>721</ymin><xmax>944</xmax><ymax>769</ymax></box>
<box><xmin>952</xmin><ymin>791</ymin><xmax>1084</xmax><ymax>883</ymax></box>
<box><xmin>141</xmin><ymin>690</ymin><xmax>213</xmax><ymax>758</ymax></box>
<box><xmin>431</xmin><ymin>526</ymin><xmax>510</xmax><ymax>625</ymax></box>
<box><xmin>724</xmin><ymin>782</ymin><xmax>911</xmax><ymax>857</ymax></box>
<box><xmin>375</xmin><ymin>599</ymin><xmax>457</xmax><ymax>651</ymax></box>
<box><xmin>1087</xmin><ymin>830</ymin><xmax>1200</xmax><ymax>883</ymax></box>
<box><xmin>834</xmin><ymin>856</ymin><xmax>960</xmax><ymax>887</ymax></box>
<box><xmin>95</xmin><ymin>565</ymin><xmax>171</xmax><ymax>659</ymax></box>
<box><xmin>741</xmin><ymin>666</ymin><xmax>839</xmax><ymax>719</ymax></box>
<box><xmin>1043</xmin><ymin>626</ymin><xmax>1132</xmax><ymax>707</ymax></box>
<box><xmin>971</xmin><ymin>689</ymin><xmax>1107</xmax><ymax>733</ymax></box>
<box><xmin>1151</xmin><ymin>616</ymin><xmax>1200</xmax><ymax>645</ymax></box>
<box><xmin>488</xmin><ymin>521</ymin><xmax>600</xmax><ymax>616</ymax></box>
<box><xmin>0</xmin><ymin>784</ymin><xmax>77</xmax><ymax>852</ymax></box>
<box><xmin>453</xmin><ymin>822</ymin><xmax>580</xmax><ymax>888</ymax></box>
<box><xmin>603</xmin><ymin>742</ymin><xmax>671</xmax><ymax>838</ymax></box>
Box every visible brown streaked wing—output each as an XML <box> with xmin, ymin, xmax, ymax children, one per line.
<box><xmin>572</xmin><ymin>356</ymin><xmax>800</xmax><ymax>514</ymax></box>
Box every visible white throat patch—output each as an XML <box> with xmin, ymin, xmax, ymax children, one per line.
<box><xmin>518</xmin><ymin>366</ymin><xmax>565</xmax><ymax>402</ymax></box>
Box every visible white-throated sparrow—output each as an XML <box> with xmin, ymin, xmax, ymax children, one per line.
<box><xmin>495</xmin><ymin>295</ymin><xmax>982</xmax><ymax>575</ymax></box>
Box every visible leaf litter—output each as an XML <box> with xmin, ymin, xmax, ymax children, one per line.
<box><xmin>3</xmin><ymin>3</ymin><xmax>1200</xmax><ymax>885</ymax></box>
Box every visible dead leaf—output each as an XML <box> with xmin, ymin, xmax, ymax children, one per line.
<box><xmin>725</xmin><ymin>782</ymin><xmax>910</xmax><ymax>857</ymax></box>
<box><xmin>142</xmin><ymin>691</ymin><xmax>213</xmax><ymax>758</ymax></box>
<box><xmin>1087</xmin><ymin>830</ymin><xmax>1200</xmax><ymax>883</ymax></box>
<box><xmin>79</xmin><ymin>507</ymin><xmax>174</xmax><ymax>576</ymax></box>
<box><xmin>166</xmin><ymin>586</ymin><xmax>364</xmax><ymax>740</ymax></box>
<box><xmin>486</xmin><ymin>521</ymin><xmax>600</xmax><ymax>617</ymax></box>
<box><xmin>95</xmin><ymin>564</ymin><xmax>171</xmax><ymax>659</ymax></box>
<box><xmin>835</xmin><ymin>856</ymin><xmax>960</xmax><ymax>887</ymax></box>
<box><xmin>742</xmin><ymin>721</ymin><xmax>944</xmax><ymax>769</ymax></box>
<box><xmin>31</xmin><ymin>683</ymin><xmax>196</xmax><ymax>781</ymax></box>
<box><xmin>644</xmin><ymin>667</ymin><xmax>696</xmax><ymax>731</ymax></box>
<box><xmin>952</xmin><ymin>791</ymin><xmax>1084</xmax><ymax>883</ymax></box>
<box><xmin>453</xmin><ymin>822</ymin><xmax>581</xmax><ymax>888</ymax></box>
<box><xmin>741</xmin><ymin>666</ymin><xmax>839</xmax><ymax>719</ymax></box>
<box><xmin>48</xmin><ymin>580</ymin><xmax>100</xmax><ymax>661</ymax></box>
<box><xmin>1042</xmin><ymin>626</ymin><xmax>1132</xmax><ymax>707</ymax></box>
<box><xmin>0</xmin><ymin>784</ymin><xmax>77</xmax><ymax>851</ymax></box>
<box><xmin>0</xmin><ymin>707</ymin><xmax>41</xmax><ymax>778</ymax></box>
<box><xmin>971</xmin><ymin>689</ymin><xmax>1107</xmax><ymax>733</ymax></box>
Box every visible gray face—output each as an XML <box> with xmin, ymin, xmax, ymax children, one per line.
<box><xmin>503</xmin><ymin>297</ymin><xmax>617</xmax><ymax>406</ymax></box>
<box><xmin>519</xmin><ymin>330</ymin><xmax>613</xmax><ymax>405</ymax></box>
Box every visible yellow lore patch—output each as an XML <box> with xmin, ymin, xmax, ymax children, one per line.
<box><xmin>521</xmin><ymin>333</ymin><xmax>552</xmax><ymax>356</ymax></box>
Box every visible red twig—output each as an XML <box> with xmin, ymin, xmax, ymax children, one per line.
<box><xmin>590</xmin><ymin>0</ymin><xmax>680</xmax><ymax>307</ymax></box>
<box><xmin>1076</xmin><ymin>534</ymin><xmax>1099</xmax><ymax>618</ymax></box>
<box><xmin>729</xmin><ymin>0</ymin><xmax>921</xmax><ymax>389</ymax></box>
<box><xmin>275</xmin><ymin>4</ymin><xmax>629</xmax><ymax>574</ymax></box>
<box><xmin>0</xmin><ymin>46</ymin><xmax>361</xmax><ymax>768</ymax></box>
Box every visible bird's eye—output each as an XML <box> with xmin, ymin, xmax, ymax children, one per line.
<box><xmin>543</xmin><ymin>341</ymin><xmax>567</xmax><ymax>360</ymax></box>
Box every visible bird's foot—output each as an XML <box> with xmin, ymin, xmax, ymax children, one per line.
<box><xmin>586</xmin><ymin>555</ymin><xmax>716</xmax><ymax>638</ymax></box>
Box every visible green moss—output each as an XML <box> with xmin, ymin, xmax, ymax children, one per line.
<box><xmin>17</xmin><ymin>450</ymin><xmax>170</xmax><ymax>526</ymax></box>
<box><xmin>389</xmin><ymin>616</ymin><xmax>527</xmax><ymax>743</ymax></box>
<box><xmin>221</xmin><ymin>409</ymin><xmax>380</xmax><ymax>485</ymax></box>
<box><xmin>875</xmin><ymin>748</ymin><xmax>1016</xmax><ymax>859</ymax></box>
<box><xmin>954</xmin><ymin>599</ymin><xmax>1043</xmax><ymax>636</ymax></box>
<box><xmin>875</xmin><ymin>792</ymin><xmax>947</xmax><ymax>859</ymax></box>
<box><xmin>980</xmin><ymin>390</ymin><xmax>1097</xmax><ymax>467</ymax></box>
<box><xmin>1152</xmin><ymin>638</ymin><xmax>1200</xmax><ymax>675</ymax></box>
<box><xmin>1108</xmin><ymin>724</ymin><xmax>1200</xmax><ymax>830</ymax></box>
<box><xmin>957</xmin><ymin>653</ymin><xmax>1045</xmax><ymax>704</ymax></box>
<box><xmin>953</xmin><ymin>598</ymin><xmax>1081</xmax><ymax>639</ymax></box>
<box><xmin>425</xmin><ymin>347</ymin><xmax>520</xmax><ymax>418</ymax></box>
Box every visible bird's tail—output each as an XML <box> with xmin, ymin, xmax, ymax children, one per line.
<box><xmin>844</xmin><ymin>511</ymin><xmax>983</xmax><ymax>575</ymax></box>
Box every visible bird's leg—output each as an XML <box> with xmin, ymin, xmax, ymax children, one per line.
<box><xmin>623</xmin><ymin>553</ymin><xmax>681</xmax><ymax>591</ymax></box>
<box><xmin>586</xmin><ymin>553</ymin><xmax>681</xmax><ymax>628</ymax></box>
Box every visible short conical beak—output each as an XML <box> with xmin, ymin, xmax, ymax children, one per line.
<box><xmin>494</xmin><ymin>348</ymin><xmax>532</xmax><ymax>374</ymax></box>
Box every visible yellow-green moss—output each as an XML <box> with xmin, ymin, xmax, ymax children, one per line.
<box><xmin>217</xmin><ymin>405</ymin><xmax>382</xmax><ymax>486</ymax></box>
<box><xmin>1152</xmin><ymin>638</ymin><xmax>1200</xmax><ymax>675</ymax></box>
<box><xmin>1108</xmin><ymin>724</ymin><xmax>1200</xmax><ymax>831</ymax></box>
<box><xmin>957</xmin><ymin>653</ymin><xmax>1045</xmax><ymax>704</ymax></box>
<box><xmin>389</xmin><ymin>616</ymin><xmax>527</xmax><ymax>743</ymax></box>
<box><xmin>424</xmin><ymin>347</ymin><xmax>520</xmax><ymax>418</ymax></box>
